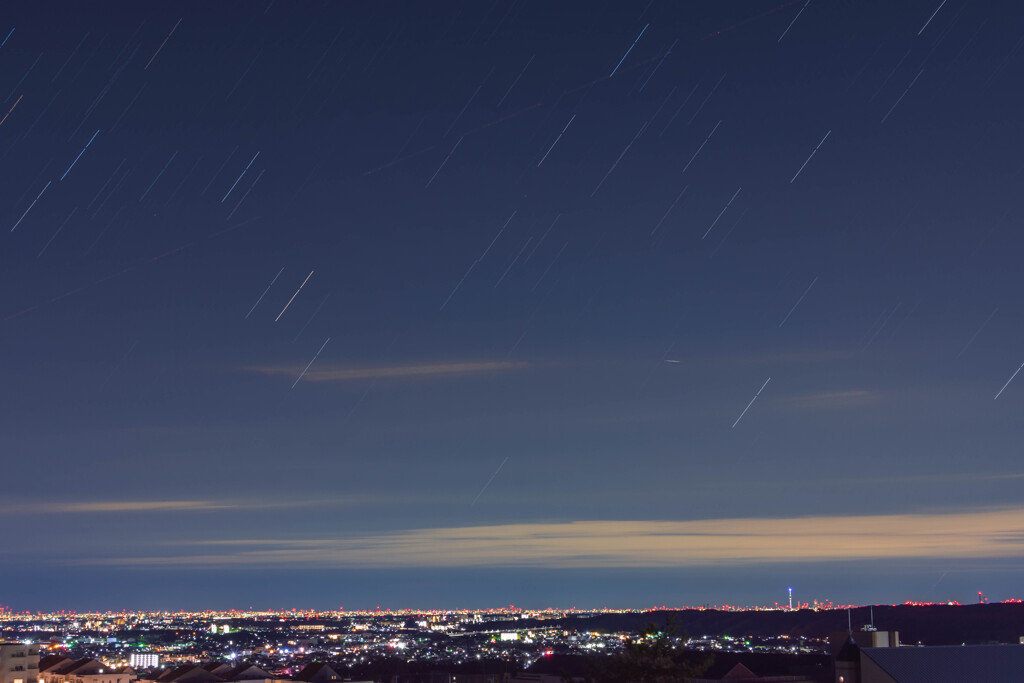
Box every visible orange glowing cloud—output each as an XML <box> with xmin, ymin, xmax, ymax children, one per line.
<box><xmin>76</xmin><ymin>508</ymin><xmax>1024</xmax><ymax>568</ymax></box>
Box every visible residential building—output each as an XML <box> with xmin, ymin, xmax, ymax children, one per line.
<box><xmin>290</xmin><ymin>664</ymin><xmax>341</xmax><ymax>683</ymax></box>
<box><xmin>0</xmin><ymin>643</ymin><xmax>40</xmax><ymax>683</ymax></box>
<box><xmin>38</xmin><ymin>658</ymin><xmax>132</xmax><ymax>683</ymax></box>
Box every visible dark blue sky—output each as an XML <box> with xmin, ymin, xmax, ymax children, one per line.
<box><xmin>4</xmin><ymin>0</ymin><xmax>1024</xmax><ymax>611</ymax></box>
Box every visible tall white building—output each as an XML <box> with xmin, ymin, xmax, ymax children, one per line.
<box><xmin>127</xmin><ymin>657</ymin><xmax>158</xmax><ymax>671</ymax></box>
<box><xmin>0</xmin><ymin>642</ymin><xmax>40</xmax><ymax>683</ymax></box>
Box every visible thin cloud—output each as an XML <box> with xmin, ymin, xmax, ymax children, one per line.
<box><xmin>241</xmin><ymin>360</ymin><xmax>529</xmax><ymax>382</ymax></box>
<box><xmin>7</xmin><ymin>500</ymin><xmax>231</xmax><ymax>514</ymax></box>
<box><xmin>1</xmin><ymin>494</ymin><xmax>441</xmax><ymax>516</ymax></box>
<box><xmin>76</xmin><ymin>508</ymin><xmax>1024</xmax><ymax>569</ymax></box>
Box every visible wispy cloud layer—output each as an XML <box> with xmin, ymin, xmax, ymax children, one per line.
<box><xmin>77</xmin><ymin>508</ymin><xmax>1024</xmax><ymax>568</ymax></box>
<box><xmin>3</xmin><ymin>500</ymin><xmax>230</xmax><ymax>514</ymax></box>
<box><xmin>65</xmin><ymin>501</ymin><xmax>228</xmax><ymax>512</ymax></box>
<box><xmin>241</xmin><ymin>360</ymin><xmax>528</xmax><ymax>382</ymax></box>
<box><xmin>1</xmin><ymin>495</ymin><xmax>421</xmax><ymax>516</ymax></box>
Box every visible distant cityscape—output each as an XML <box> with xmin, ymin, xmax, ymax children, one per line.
<box><xmin>4</xmin><ymin>601</ymin><xmax>1024</xmax><ymax>682</ymax></box>
<box><xmin>0</xmin><ymin>605</ymin><xmax>827</xmax><ymax>669</ymax></box>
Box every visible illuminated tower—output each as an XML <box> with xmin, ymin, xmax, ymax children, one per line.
<box><xmin>788</xmin><ymin>587</ymin><xmax>793</xmax><ymax>610</ymax></box>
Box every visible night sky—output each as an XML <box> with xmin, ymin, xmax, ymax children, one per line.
<box><xmin>4</xmin><ymin>0</ymin><xmax>1024</xmax><ymax>612</ymax></box>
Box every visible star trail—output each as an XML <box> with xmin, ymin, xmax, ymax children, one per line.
<box><xmin>2</xmin><ymin>0</ymin><xmax>1024</xmax><ymax>611</ymax></box>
